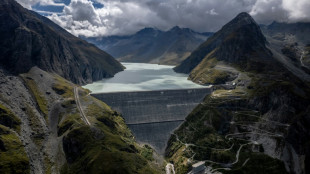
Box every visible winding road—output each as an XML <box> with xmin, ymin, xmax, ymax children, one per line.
<box><xmin>74</xmin><ymin>87</ymin><xmax>91</xmax><ymax>126</ymax></box>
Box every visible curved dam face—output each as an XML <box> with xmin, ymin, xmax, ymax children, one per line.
<box><xmin>92</xmin><ymin>88</ymin><xmax>212</xmax><ymax>154</ymax></box>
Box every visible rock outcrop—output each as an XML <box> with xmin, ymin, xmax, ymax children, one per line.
<box><xmin>0</xmin><ymin>0</ymin><xmax>124</xmax><ymax>85</ymax></box>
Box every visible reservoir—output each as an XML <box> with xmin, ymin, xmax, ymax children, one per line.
<box><xmin>83</xmin><ymin>62</ymin><xmax>208</xmax><ymax>93</ymax></box>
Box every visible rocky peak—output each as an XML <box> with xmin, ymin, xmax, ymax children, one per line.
<box><xmin>170</xmin><ymin>26</ymin><xmax>182</xmax><ymax>31</ymax></box>
<box><xmin>217</xmin><ymin>12</ymin><xmax>266</xmax><ymax>45</ymax></box>
<box><xmin>169</xmin><ymin>26</ymin><xmax>194</xmax><ymax>35</ymax></box>
<box><xmin>174</xmin><ymin>12</ymin><xmax>271</xmax><ymax>73</ymax></box>
<box><xmin>215</xmin><ymin>12</ymin><xmax>269</xmax><ymax>65</ymax></box>
<box><xmin>136</xmin><ymin>27</ymin><xmax>160</xmax><ymax>36</ymax></box>
<box><xmin>229</xmin><ymin>12</ymin><xmax>257</xmax><ymax>25</ymax></box>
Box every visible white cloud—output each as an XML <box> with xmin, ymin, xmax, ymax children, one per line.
<box><xmin>250</xmin><ymin>0</ymin><xmax>287</xmax><ymax>23</ymax></box>
<box><xmin>15</xmin><ymin>0</ymin><xmax>310</xmax><ymax>37</ymax></box>
<box><xmin>16</xmin><ymin>0</ymin><xmax>64</xmax><ymax>9</ymax></box>
<box><xmin>250</xmin><ymin>0</ymin><xmax>310</xmax><ymax>23</ymax></box>
<box><xmin>282</xmin><ymin>0</ymin><xmax>310</xmax><ymax>22</ymax></box>
<box><xmin>64</xmin><ymin>0</ymin><xmax>101</xmax><ymax>25</ymax></box>
<box><xmin>209</xmin><ymin>9</ymin><xmax>219</xmax><ymax>16</ymax></box>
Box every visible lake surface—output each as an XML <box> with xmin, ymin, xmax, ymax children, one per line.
<box><xmin>83</xmin><ymin>63</ymin><xmax>208</xmax><ymax>93</ymax></box>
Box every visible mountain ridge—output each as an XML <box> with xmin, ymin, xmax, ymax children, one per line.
<box><xmin>84</xmin><ymin>26</ymin><xmax>213</xmax><ymax>65</ymax></box>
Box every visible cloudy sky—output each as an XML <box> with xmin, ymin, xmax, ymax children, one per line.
<box><xmin>16</xmin><ymin>0</ymin><xmax>310</xmax><ymax>37</ymax></box>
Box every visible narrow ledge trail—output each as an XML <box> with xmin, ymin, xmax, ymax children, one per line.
<box><xmin>74</xmin><ymin>87</ymin><xmax>91</xmax><ymax>126</ymax></box>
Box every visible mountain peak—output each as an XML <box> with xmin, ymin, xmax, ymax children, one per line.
<box><xmin>136</xmin><ymin>27</ymin><xmax>160</xmax><ymax>35</ymax></box>
<box><xmin>235</xmin><ymin>12</ymin><xmax>252</xmax><ymax>19</ymax></box>
<box><xmin>170</xmin><ymin>26</ymin><xmax>181</xmax><ymax>31</ymax></box>
<box><xmin>174</xmin><ymin>12</ymin><xmax>271</xmax><ymax>74</ymax></box>
<box><xmin>223</xmin><ymin>12</ymin><xmax>258</xmax><ymax>30</ymax></box>
<box><xmin>168</xmin><ymin>26</ymin><xmax>195</xmax><ymax>34</ymax></box>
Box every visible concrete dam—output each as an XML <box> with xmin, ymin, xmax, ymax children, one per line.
<box><xmin>92</xmin><ymin>88</ymin><xmax>212</xmax><ymax>154</ymax></box>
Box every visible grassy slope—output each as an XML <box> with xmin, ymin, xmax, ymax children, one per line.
<box><xmin>21</xmin><ymin>75</ymin><xmax>48</xmax><ymax>118</ymax></box>
<box><xmin>0</xmin><ymin>104</ymin><xmax>21</xmax><ymax>132</ymax></box>
<box><xmin>50</xmin><ymin>76</ymin><xmax>161</xmax><ymax>174</ymax></box>
<box><xmin>0</xmin><ymin>105</ymin><xmax>30</xmax><ymax>174</ymax></box>
<box><xmin>189</xmin><ymin>51</ymin><xmax>230</xmax><ymax>84</ymax></box>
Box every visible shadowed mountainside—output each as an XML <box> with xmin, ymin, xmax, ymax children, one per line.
<box><xmin>0</xmin><ymin>0</ymin><xmax>124</xmax><ymax>85</ymax></box>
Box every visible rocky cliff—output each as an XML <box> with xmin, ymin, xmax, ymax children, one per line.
<box><xmin>166</xmin><ymin>12</ymin><xmax>310</xmax><ymax>174</ymax></box>
<box><xmin>0</xmin><ymin>0</ymin><xmax>124</xmax><ymax>85</ymax></box>
<box><xmin>84</xmin><ymin>27</ymin><xmax>212</xmax><ymax>65</ymax></box>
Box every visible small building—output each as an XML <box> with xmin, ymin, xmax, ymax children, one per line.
<box><xmin>188</xmin><ymin>161</ymin><xmax>206</xmax><ymax>174</ymax></box>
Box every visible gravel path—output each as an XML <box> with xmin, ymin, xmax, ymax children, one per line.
<box><xmin>74</xmin><ymin>87</ymin><xmax>91</xmax><ymax>125</ymax></box>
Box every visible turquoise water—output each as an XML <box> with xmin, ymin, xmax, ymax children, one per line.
<box><xmin>83</xmin><ymin>63</ymin><xmax>208</xmax><ymax>93</ymax></box>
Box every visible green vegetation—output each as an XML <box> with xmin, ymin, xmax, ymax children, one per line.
<box><xmin>140</xmin><ymin>145</ymin><xmax>154</xmax><ymax>161</ymax></box>
<box><xmin>165</xmin><ymin>139</ymin><xmax>190</xmax><ymax>174</ymax></box>
<box><xmin>165</xmin><ymin>78</ymin><xmax>292</xmax><ymax>173</ymax></box>
<box><xmin>61</xmin><ymin>125</ymin><xmax>159</xmax><ymax>174</ymax></box>
<box><xmin>22</xmin><ymin>76</ymin><xmax>48</xmax><ymax>117</ymax></box>
<box><xmin>222</xmin><ymin>152</ymin><xmax>288</xmax><ymax>174</ymax></box>
<box><xmin>58</xmin><ymin>113</ymin><xmax>82</xmax><ymax>136</ymax></box>
<box><xmin>58</xmin><ymin>89</ymin><xmax>161</xmax><ymax>174</ymax></box>
<box><xmin>25</xmin><ymin>104</ymin><xmax>42</xmax><ymax>130</ymax></box>
<box><xmin>52</xmin><ymin>75</ymin><xmax>74</xmax><ymax>98</ymax></box>
<box><xmin>0</xmin><ymin>103</ymin><xmax>29</xmax><ymax>173</ymax></box>
<box><xmin>189</xmin><ymin>54</ymin><xmax>233</xmax><ymax>85</ymax></box>
<box><xmin>86</xmin><ymin>101</ymin><xmax>133</xmax><ymax>139</ymax></box>
<box><xmin>0</xmin><ymin>125</ymin><xmax>30</xmax><ymax>174</ymax></box>
<box><xmin>189</xmin><ymin>55</ymin><xmax>230</xmax><ymax>84</ymax></box>
<box><xmin>0</xmin><ymin>104</ymin><xmax>21</xmax><ymax>132</ymax></box>
<box><xmin>0</xmin><ymin>72</ymin><xmax>163</xmax><ymax>174</ymax></box>
<box><xmin>247</xmin><ymin>74</ymin><xmax>310</xmax><ymax>100</ymax></box>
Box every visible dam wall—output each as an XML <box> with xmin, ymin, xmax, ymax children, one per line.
<box><xmin>92</xmin><ymin>88</ymin><xmax>212</xmax><ymax>154</ymax></box>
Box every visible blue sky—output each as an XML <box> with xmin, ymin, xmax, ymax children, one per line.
<box><xmin>32</xmin><ymin>0</ymin><xmax>103</xmax><ymax>15</ymax></box>
<box><xmin>16</xmin><ymin>0</ymin><xmax>310</xmax><ymax>37</ymax></box>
